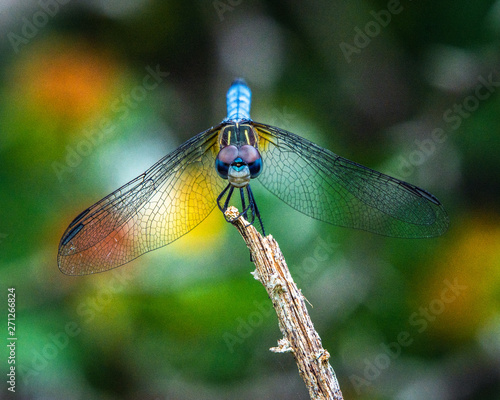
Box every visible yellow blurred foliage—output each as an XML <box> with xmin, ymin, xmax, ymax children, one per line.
<box><xmin>419</xmin><ymin>213</ymin><xmax>500</xmax><ymax>341</ymax></box>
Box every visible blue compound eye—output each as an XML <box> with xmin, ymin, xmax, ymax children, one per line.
<box><xmin>248</xmin><ymin>158</ymin><xmax>262</xmax><ymax>178</ymax></box>
<box><xmin>239</xmin><ymin>145</ymin><xmax>262</xmax><ymax>178</ymax></box>
<box><xmin>215</xmin><ymin>158</ymin><xmax>229</xmax><ymax>178</ymax></box>
<box><xmin>216</xmin><ymin>145</ymin><xmax>238</xmax><ymax>178</ymax></box>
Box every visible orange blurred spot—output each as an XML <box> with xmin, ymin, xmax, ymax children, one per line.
<box><xmin>418</xmin><ymin>213</ymin><xmax>500</xmax><ymax>341</ymax></box>
<box><xmin>10</xmin><ymin>37</ymin><xmax>121</xmax><ymax>124</ymax></box>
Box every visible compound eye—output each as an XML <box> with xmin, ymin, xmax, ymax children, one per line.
<box><xmin>215</xmin><ymin>159</ymin><xmax>229</xmax><ymax>178</ymax></box>
<box><xmin>218</xmin><ymin>145</ymin><xmax>238</xmax><ymax>164</ymax></box>
<box><xmin>238</xmin><ymin>145</ymin><xmax>261</xmax><ymax>164</ymax></box>
<box><xmin>248</xmin><ymin>158</ymin><xmax>262</xmax><ymax>178</ymax></box>
<box><xmin>216</xmin><ymin>146</ymin><xmax>238</xmax><ymax>178</ymax></box>
<box><xmin>239</xmin><ymin>145</ymin><xmax>262</xmax><ymax>178</ymax></box>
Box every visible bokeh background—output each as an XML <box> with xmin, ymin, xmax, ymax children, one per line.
<box><xmin>1</xmin><ymin>0</ymin><xmax>499</xmax><ymax>399</ymax></box>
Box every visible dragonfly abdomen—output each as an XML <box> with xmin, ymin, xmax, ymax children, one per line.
<box><xmin>225</xmin><ymin>78</ymin><xmax>251</xmax><ymax>121</ymax></box>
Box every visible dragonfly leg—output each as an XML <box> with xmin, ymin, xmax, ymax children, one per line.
<box><xmin>239</xmin><ymin>187</ymin><xmax>253</xmax><ymax>220</ymax></box>
<box><xmin>239</xmin><ymin>187</ymin><xmax>247</xmax><ymax>219</ymax></box>
<box><xmin>217</xmin><ymin>184</ymin><xmax>235</xmax><ymax>212</ymax></box>
<box><xmin>246</xmin><ymin>185</ymin><xmax>265</xmax><ymax>236</ymax></box>
<box><xmin>244</xmin><ymin>187</ymin><xmax>256</xmax><ymax>225</ymax></box>
<box><xmin>223</xmin><ymin>186</ymin><xmax>235</xmax><ymax>217</ymax></box>
<box><xmin>218</xmin><ymin>184</ymin><xmax>240</xmax><ymax>222</ymax></box>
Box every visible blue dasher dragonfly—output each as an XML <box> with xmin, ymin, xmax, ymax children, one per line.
<box><xmin>58</xmin><ymin>79</ymin><xmax>449</xmax><ymax>275</ymax></box>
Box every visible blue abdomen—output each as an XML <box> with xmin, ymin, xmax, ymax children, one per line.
<box><xmin>225</xmin><ymin>78</ymin><xmax>252</xmax><ymax>121</ymax></box>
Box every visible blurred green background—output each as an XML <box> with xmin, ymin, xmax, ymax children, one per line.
<box><xmin>1</xmin><ymin>0</ymin><xmax>499</xmax><ymax>399</ymax></box>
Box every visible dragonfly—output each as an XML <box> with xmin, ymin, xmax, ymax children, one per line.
<box><xmin>58</xmin><ymin>79</ymin><xmax>449</xmax><ymax>275</ymax></box>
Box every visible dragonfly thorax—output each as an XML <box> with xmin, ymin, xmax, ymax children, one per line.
<box><xmin>218</xmin><ymin>122</ymin><xmax>259</xmax><ymax>147</ymax></box>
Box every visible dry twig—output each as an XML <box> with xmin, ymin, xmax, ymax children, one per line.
<box><xmin>225</xmin><ymin>206</ymin><xmax>344</xmax><ymax>400</ymax></box>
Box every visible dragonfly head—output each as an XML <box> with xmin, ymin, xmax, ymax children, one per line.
<box><xmin>216</xmin><ymin>144</ymin><xmax>262</xmax><ymax>187</ymax></box>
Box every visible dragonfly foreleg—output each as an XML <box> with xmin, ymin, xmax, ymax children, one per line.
<box><xmin>239</xmin><ymin>187</ymin><xmax>253</xmax><ymax>220</ymax></box>
<box><xmin>217</xmin><ymin>184</ymin><xmax>233</xmax><ymax>212</ymax></box>
<box><xmin>247</xmin><ymin>185</ymin><xmax>265</xmax><ymax>236</ymax></box>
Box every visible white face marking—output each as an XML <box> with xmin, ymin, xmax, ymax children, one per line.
<box><xmin>228</xmin><ymin>166</ymin><xmax>251</xmax><ymax>188</ymax></box>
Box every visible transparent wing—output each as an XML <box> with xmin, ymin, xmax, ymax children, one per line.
<box><xmin>58</xmin><ymin>124</ymin><xmax>226</xmax><ymax>275</ymax></box>
<box><xmin>253</xmin><ymin>122</ymin><xmax>449</xmax><ymax>238</ymax></box>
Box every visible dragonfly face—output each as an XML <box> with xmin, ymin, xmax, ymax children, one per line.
<box><xmin>58</xmin><ymin>78</ymin><xmax>449</xmax><ymax>275</ymax></box>
<box><xmin>216</xmin><ymin>123</ymin><xmax>263</xmax><ymax>187</ymax></box>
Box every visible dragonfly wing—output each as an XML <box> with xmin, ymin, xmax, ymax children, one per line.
<box><xmin>58</xmin><ymin>125</ymin><xmax>225</xmax><ymax>275</ymax></box>
<box><xmin>253</xmin><ymin>122</ymin><xmax>449</xmax><ymax>238</ymax></box>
